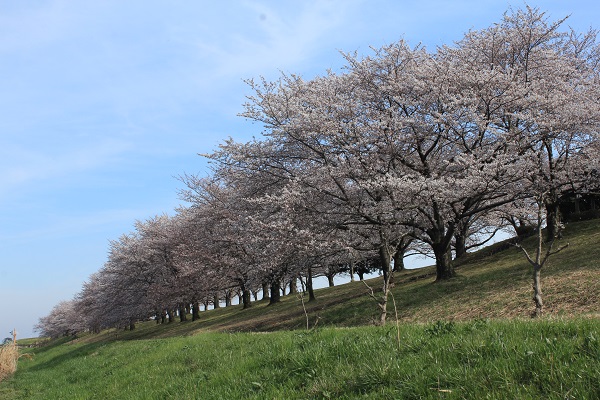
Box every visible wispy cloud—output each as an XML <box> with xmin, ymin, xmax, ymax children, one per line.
<box><xmin>177</xmin><ymin>0</ymin><xmax>361</xmax><ymax>82</ymax></box>
<box><xmin>0</xmin><ymin>138</ymin><xmax>132</xmax><ymax>198</ymax></box>
<box><xmin>0</xmin><ymin>206</ymin><xmax>148</xmax><ymax>245</ymax></box>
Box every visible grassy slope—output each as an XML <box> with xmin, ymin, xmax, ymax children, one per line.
<box><xmin>1</xmin><ymin>219</ymin><xmax>599</xmax><ymax>399</ymax></box>
<box><xmin>2</xmin><ymin>320</ymin><xmax>599</xmax><ymax>399</ymax></box>
<box><xmin>91</xmin><ymin>218</ymin><xmax>599</xmax><ymax>339</ymax></box>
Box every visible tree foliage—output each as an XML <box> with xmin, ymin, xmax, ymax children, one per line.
<box><xmin>35</xmin><ymin>7</ymin><xmax>600</xmax><ymax>336</ymax></box>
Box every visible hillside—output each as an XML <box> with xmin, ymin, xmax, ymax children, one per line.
<box><xmin>1</xmin><ymin>219</ymin><xmax>599</xmax><ymax>399</ymax></box>
<box><xmin>68</xmin><ymin>218</ymin><xmax>600</xmax><ymax>342</ymax></box>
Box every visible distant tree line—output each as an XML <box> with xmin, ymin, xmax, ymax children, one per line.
<box><xmin>36</xmin><ymin>7</ymin><xmax>600</xmax><ymax>338</ymax></box>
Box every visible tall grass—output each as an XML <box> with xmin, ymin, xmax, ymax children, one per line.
<box><xmin>2</xmin><ymin>318</ymin><xmax>598</xmax><ymax>399</ymax></box>
<box><xmin>0</xmin><ymin>331</ymin><xmax>18</xmax><ymax>382</ymax></box>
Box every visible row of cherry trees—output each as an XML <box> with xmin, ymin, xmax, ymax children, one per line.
<box><xmin>36</xmin><ymin>7</ymin><xmax>600</xmax><ymax>337</ymax></box>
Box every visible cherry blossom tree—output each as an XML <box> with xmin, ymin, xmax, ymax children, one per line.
<box><xmin>36</xmin><ymin>5</ymin><xmax>600</xmax><ymax>332</ymax></box>
<box><xmin>454</xmin><ymin>6</ymin><xmax>600</xmax><ymax>241</ymax></box>
<box><xmin>34</xmin><ymin>300</ymin><xmax>81</xmax><ymax>338</ymax></box>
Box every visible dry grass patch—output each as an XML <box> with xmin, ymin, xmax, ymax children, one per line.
<box><xmin>0</xmin><ymin>341</ymin><xmax>18</xmax><ymax>382</ymax></box>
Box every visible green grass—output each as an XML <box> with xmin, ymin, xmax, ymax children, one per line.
<box><xmin>1</xmin><ymin>219</ymin><xmax>599</xmax><ymax>398</ymax></box>
<box><xmin>2</xmin><ymin>319</ymin><xmax>598</xmax><ymax>399</ymax></box>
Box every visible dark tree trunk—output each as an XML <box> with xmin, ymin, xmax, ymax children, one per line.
<box><xmin>289</xmin><ymin>278</ymin><xmax>297</xmax><ymax>295</ymax></box>
<box><xmin>241</xmin><ymin>285</ymin><xmax>252</xmax><ymax>309</ymax></box>
<box><xmin>179</xmin><ymin>304</ymin><xmax>187</xmax><ymax>322</ymax></box>
<box><xmin>262</xmin><ymin>282</ymin><xmax>270</xmax><ymax>301</ymax></box>
<box><xmin>213</xmin><ymin>294</ymin><xmax>220</xmax><ymax>309</ymax></box>
<box><xmin>252</xmin><ymin>290</ymin><xmax>259</xmax><ymax>301</ymax></box>
<box><xmin>545</xmin><ymin>201</ymin><xmax>562</xmax><ymax>242</ymax></box>
<box><xmin>454</xmin><ymin>229</ymin><xmax>467</xmax><ymax>260</ymax></box>
<box><xmin>427</xmin><ymin>205</ymin><xmax>456</xmax><ymax>280</ymax></box>
<box><xmin>574</xmin><ymin>197</ymin><xmax>581</xmax><ymax>214</ymax></box>
<box><xmin>326</xmin><ymin>272</ymin><xmax>335</xmax><ymax>287</ymax></box>
<box><xmin>432</xmin><ymin>242</ymin><xmax>455</xmax><ymax>281</ymax></box>
<box><xmin>225</xmin><ymin>291</ymin><xmax>232</xmax><ymax>307</ymax></box>
<box><xmin>393</xmin><ymin>249</ymin><xmax>405</xmax><ymax>272</ymax></box>
<box><xmin>307</xmin><ymin>266</ymin><xmax>316</xmax><ymax>302</ymax></box>
<box><xmin>168</xmin><ymin>310</ymin><xmax>175</xmax><ymax>323</ymax></box>
<box><xmin>129</xmin><ymin>319</ymin><xmax>135</xmax><ymax>331</ymax></box>
<box><xmin>357</xmin><ymin>270</ymin><xmax>364</xmax><ymax>281</ymax></box>
<box><xmin>160</xmin><ymin>310</ymin><xmax>167</xmax><ymax>324</ymax></box>
<box><xmin>269</xmin><ymin>280</ymin><xmax>281</xmax><ymax>305</ymax></box>
<box><xmin>349</xmin><ymin>261</ymin><xmax>355</xmax><ymax>282</ymax></box>
<box><xmin>192</xmin><ymin>301</ymin><xmax>200</xmax><ymax>321</ymax></box>
<box><xmin>514</xmin><ymin>217</ymin><xmax>536</xmax><ymax>241</ymax></box>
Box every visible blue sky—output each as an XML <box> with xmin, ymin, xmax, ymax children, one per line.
<box><xmin>1</xmin><ymin>1</ymin><xmax>598</xmax><ymax>339</ymax></box>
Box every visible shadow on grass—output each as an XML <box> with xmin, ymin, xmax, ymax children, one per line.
<box><xmin>26</xmin><ymin>341</ymin><xmax>108</xmax><ymax>374</ymax></box>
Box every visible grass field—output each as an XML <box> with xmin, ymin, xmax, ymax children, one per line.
<box><xmin>1</xmin><ymin>319</ymin><xmax>598</xmax><ymax>399</ymax></box>
<box><xmin>1</xmin><ymin>219</ymin><xmax>598</xmax><ymax>399</ymax></box>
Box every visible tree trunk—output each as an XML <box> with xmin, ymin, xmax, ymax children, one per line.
<box><xmin>289</xmin><ymin>278</ymin><xmax>297</xmax><ymax>295</ymax></box>
<box><xmin>262</xmin><ymin>282</ymin><xmax>270</xmax><ymax>301</ymax></box>
<box><xmin>213</xmin><ymin>294</ymin><xmax>220</xmax><ymax>309</ymax></box>
<box><xmin>129</xmin><ymin>319</ymin><xmax>135</xmax><ymax>331</ymax></box>
<box><xmin>545</xmin><ymin>201</ymin><xmax>562</xmax><ymax>242</ymax></box>
<box><xmin>179</xmin><ymin>304</ymin><xmax>187</xmax><ymax>322</ymax></box>
<box><xmin>269</xmin><ymin>280</ymin><xmax>281</xmax><ymax>305</ymax></box>
<box><xmin>350</xmin><ymin>261</ymin><xmax>355</xmax><ymax>282</ymax></box>
<box><xmin>326</xmin><ymin>273</ymin><xmax>335</xmax><ymax>287</ymax></box>
<box><xmin>160</xmin><ymin>310</ymin><xmax>166</xmax><ymax>324</ymax></box>
<box><xmin>514</xmin><ymin>218</ymin><xmax>536</xmax><ymax>241</ymax></box>
<box><xmin>432</xmin><ymin>242</ymin><xmax>455</xmax><ymax>280</ymax></box>
<box><xmin>393</xmin><ymin>249</ymin><xmax>405</xmax><ymax>272</ymax></box>
<box><xmin>454</xmin><ymin>230</ymin><xmax>467</xmax><ymax>260</ymax></box>
<box><xmin>377</xmin><ymin>244</ymin><xmax>394</xmax><ymax>326</ymax></box>
<box><xmin>192</xmin><ymin>301</ymin><xmax>200</xmax><ymax>321</ymax></box>
<box><xmin>573</xmin><ymin>197</ymin><xmax>581</xmax><ymax>214</ymax></box>
<box><xmin>357</xmin><ymin>270</ymin><xmax>364</xmax><ymax>281</ymax></box>
<box><xmin>515</xmin><ymin>198</ymin><xmax>565</xmax><ymax>318</ymax></box>
<box><xmin>225</xmin><ymin>291</ymin><xmax>232</xmax><ymax>307</ymax></box>
<box><xmin>307</xmin><ymin>266</ymin><xmax>316</xmax><ymax>302</ymax></box>
<box><xmin>532</xmin><ymin>267</ymin><xmax>544</xmax><ymax>317</ymax></box>
<box><xmin>241</xmin><ymin>286</ymin><xmax>252</xmax><ymax>309</ymax></box>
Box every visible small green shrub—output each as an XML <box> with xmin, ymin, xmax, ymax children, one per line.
<box><xmin>425</xmin><ymin>320</ymin><xmax>456</xmax><ymax>336</ymax></box>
